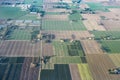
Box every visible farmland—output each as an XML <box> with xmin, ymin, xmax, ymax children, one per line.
<box><xmin>91</xmin><ymin>31</ymin><xmax>120</xmax><ymax>40</ymax></box>
<box><xmin>0</xmin><ymin>0</ymin><xmax>120</xmax><ymax>80</ymax></box>
<box><xmin>109</xmin><ymin>54</ymin><xmax>120</xmax><ymax>67</ymax></box>
<box><xmin>0</xmin><ymin>41</ymin><xmax>41</xmax><ymax>57</ymax></box>
<box><xmin>78</xmin><ymin>64</ymin><xmax>93</xmax><ymax>80</ymax></box>
<box><xmin>86</xmin><ymin>2</ymin><xmax>109</xmax><ymax>12</ymax></box>
<box><xmin>86</xmin><ymin>54</ymin><xmax>120</xmax><ymax>80</ymax></box>
<box><xmin>52</xmin><ymin>41</ymin><xmax>84</xmax><ymax>56</ymax></box>
<box><xmin>99</xmin><ymin>40</ymin><xmax>120</xmax><ymax>53</ymax></box>
<box><xmin>40</xmin><ymin>64</ymin><xmax>72</xmax><ymax>80</ymax></box>
<box><xmin>24</xmin><ymin>0</ymin><xmax>43</xmax><ymax>6</ymax></box>
<box><xmin>0</xmin><ymin>7</ymin><xmax>28</xmax><ymax>19</ymax></box>
<box><xmin>42</xmin><ymin>20</ymin><xmax>86</xmax><ymax>30</ymax></box>
<box><xmin>18</xmin><ymin>14</ymin><xmax>39</xmax><ymax>20</ymax></box>
<box><xmin>7</xmin><ymin>29</ymin><xmax>31</xmax><ymax>40</ymax></box>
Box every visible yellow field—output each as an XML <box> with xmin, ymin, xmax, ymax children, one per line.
<box><xmin>77</xmin><ymin>64</ymin><xmax>93</xmax><ymax>80</ymax></box>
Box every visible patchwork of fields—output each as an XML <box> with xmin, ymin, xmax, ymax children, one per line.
<box><xmin>0</xmin><ymin>0</ymin><xmax>120</xmax><ymax>80</ymax></box>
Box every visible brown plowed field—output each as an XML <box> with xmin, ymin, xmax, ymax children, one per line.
<box><xmin>42</xmin><ymin>43</ymin><xmax>54</xmax><ymax>56</ymax></box>
<box><xmin>98</xmin><ymin>12</ymin><xmax>120</xmax><ymax>31</ymax></box>
<box><xmin>20</xmin><ymin>57</ymin><xmax>39</xmax><ymax>80</ymax></box>
<box><xmin>41</xmin><ymin>31</ymin><xmax>93</xmax><ymax>40</ymax></box>
<box><xmin>101</xmin><ymin>20</ymin><xmax>120</xmax><ymax>31</ymax></box>
<box><xmin>81</xmin><ymin>14</ymin><xmax>106</xmax><ymax>31</ymax></box>
<box><xmin>81</xmin><ymin>40</ymin><xmax>104</xmax><ymax>54</ymax></box>
<box><xmin>69</xmin><ymin>64</ymin><xmax>81</xmax><ymax>80</ymax></box>
<box><xmin>109</xmin><ymin>54</ymin><xmax>120</xmax><ymax>67</ymax></box>
<box><xmin>86</xmin><ymin>54</ymin><xmax>120</xmax><ymax>80</ymax></box>
<box><xmin>0</xmin><ymin>41</ymin><xmax>41</xmax><ymax>57</ymax></box>
<box><xmin>43</xmin><ymin>14</ymin><xmax>68</xmax><ymax>21</ymax></box>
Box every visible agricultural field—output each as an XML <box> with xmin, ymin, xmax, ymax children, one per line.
<box><xmin>52</xmin><ymin>41</ymin><xmax>84</xmax><ymax>56</ymax></box>
<box><xmin>24</xmin><ymin>0</ymin><xmax>43</xmax><ymax>6</ymax></box>
<box><xmin>50</xmin><ymin>41</ymin><xmax>85</xmax><ymax>64</ymax></box>
<box><xmin>0</xmin><ymin>7</ymin><xmax>28</xmax><ymax>19</ymax></box>
<box><xmin>7</xmin><ymin>29</ymin><xmax>31</xmax><ymax>40</ymax></box>
<box><xmin>18</xmin><ymin>14</ymin><xmax>39</xmax><ymax>20</ymax></box>
<box><xmin>0</xmin><ymin>57</ymin><xmax>26</xmax><ymax>80</ymax></box>
<box><xmin>109</xmin><ymin>54</ymin><xmax>120</xmax><ymax>67</ymax></box>
<box><xmin>81</xmin><ymin>40</ymin><xmax>104</xmax><ymax>54</ymax></box>
<box><xmin>77</xmin><ymin>64</ymin><xmax>93</xmax><ymax>80</ymax></box>
<box><xmin>91</xmin><ymin>31</ymin><xmax>120</xmax><ymax>40</ymax></box>
<box><xmin>0</xmin><ymin>41</ymin><xmax>41</xmax><ymax>57</ymax></box>
<box><xmin>99</xmin><ymin>40</ymin><xmax>120</xmax><ymax>53</ymax></box>
<box><xmin>41</xmin><ymin>31</ymin><xmax>94</xmax><ymax>40</ymax></box>
<box><xmin>69</xmin><ymin>64</ymin><xmax>81</xmax><ymax>80</ymax></box>
<box><xmin>86</xmin><ymin>54</ymin><xmax>120</xmax><ymax>80</ymax></box>
<box><xmin>43</xmin><ymin>14</ymin><xmax>68</xmax><ymax>21</ymax></box>
<box><xmin>42</xmin><ymin>20</ymin><xmax>86</xmax><ymax>30</ymax></box>
<box><xmin>0</xmin><ymin>0</ymin><xmax>120</xmax><ymax>80</ymax></box>
<box><xmin>69</xmin><ymin>12</ymin><xmax>82</xmax><ymax>21</ymax></box>
<box><xmin>86</xmin><ymin>2</ymin><xmax>109</xmax><ymax>12</ymax></box>
<box><xmin>40</xmin><ymin>64</ymin><xmax>72</xmax><ymax>80</ymax></box>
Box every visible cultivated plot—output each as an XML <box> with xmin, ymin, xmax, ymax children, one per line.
<box><xmin>0</xmin><ymin>41</ymin><xmax>41</xmax><ymax>57</ymax></box>
<box><xmin>81</xmin><ymin>40</ymin><xmax>104</xmax><ymax>54</ymax></box>
<box><xmin>86</xmin><ymin>54</ymin><xmax>120</xmax><ymax>80</ymax></box>
<box><xmin>99</xmin><ymin>40</ymin><xmax>120</xmax><ymax>53</ymax></box>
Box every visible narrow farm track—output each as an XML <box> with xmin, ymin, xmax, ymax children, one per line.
<box><xmin>86</xmin><ymin>54</ymin><xmax>120</xmax><ymax>80</ymax></box>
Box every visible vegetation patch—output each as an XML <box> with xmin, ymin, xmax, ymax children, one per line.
<box><xmin>91</xmin><ymin>31</ymin><xmax>120</xmax><ymax>40</ymax></box>
<box><xmin>40</xmin><ymin>64</ymin><xmax>72</xmax><ymax>80</ymax></box>
<box><xmin>99</xmin><ymin>41</ymin><xmax>120</xmax><ymax>53</ymax></box>
<box><xmin>42</xmin><ymin>20</ymin><xmax>86</xmax><ymax>30</ymax></box>
<box><xmin>78</xmin><ymin>64</ymin><xmax>93</xmax><ymax>80</ymax></box>
<box><xmin>51</xmin><ymin>56</ymin><xmax>82</xmax><ymax>64</ymax></box>
<box><xmin>6</xmin><ymin>27</ymin><xmax>31</xmax><ymax>40</ymax></box>
<box><xmin>67</xmin><ymin>41</ymin><xmax>84</xmax><ymax>56</ymax></box>
<box><xmin>0</xmin><ymin>7</ymin><xmax>28</xmax><ymax>19</ymax></box>
<box><xmin>86</xmin><ymin>2</ymin><xmax>109</xmax><ymax>12</ymax></box>
<box><xmin>18</xmin><ymin>14</ymin><xmax>38</xmax><ymax>20</ymax></box>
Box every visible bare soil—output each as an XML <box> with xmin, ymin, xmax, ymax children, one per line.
<box><xmin>69</xmin><ymin>64</ymin><xmax>82</xmax><ymax>80</ymax></box>
<box><xmin>41</xmin><ymin>31</ymin><xmax>94</xmax><ymax>40</ymax></box>
<box><xmin>0</xmin><ymin>41</ymin><xmax>41</xmax><ymax>57</ymax></box>
<box><xmin>81</xmin><ymin>40</ymin><xmax>104</xmax><ymax>54</ymax></box>
<box><xmin>86</xmin><ymin>54</ymin><xmax>120</xmax><ymax>80</ymax></box>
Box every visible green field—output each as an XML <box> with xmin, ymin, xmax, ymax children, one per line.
<box><xmin>42</xmin><ymin>20</ymin><xmax>86</xmax><ymax>30</ymax></box>
<box><xmin>0</xmin><ymin>63</ymin><xmax>22</xmax><ymax>80</ymax></box>
<box><xmin>18</xmin><ymin>14</ymin><xmax>39</xmax><ymax>20</ymax></box>
<box><xmin>46</xmin><ymin>12</ymin><xmax>62</xmax><ymax>15</ymax></box>
<box><xmin>40</xmin><ymin>64</ymin><xmax>72</xmax><ymax>80</ymax></box>
<box><xmin>91</xmin><ymin>31</ymin><xmax>120</xmax><ymax>40</ymax></box>
<box><xmin>53</xmin><ymin>41</ymin><xmax>84</xmax><ymax>56</ymax></box>
<box><xmin>50</xmin><ymin>56</ymin><xmax>82</xmax><ymax>64</ymax></box>
<box><xmin>24</xmin><ymin>0</ymin><xmax>43</xmax><ymax>6</ymax></box>
<box><xmin>0</xmin><ymin>7</ymin><xmax>28</xmax><ymax>19</ymax></box>
<box><xmin>99</xmin><ymin>41</ymin><xmax>120</xmax><ymax>53</ymax></box>
<box><xmin>8</xmin><ymin>29</ymin><xmax>31</xmax><ymax>40</ymax></box>
<box><xmin>51</xmin><ymin>41</ymin><xmax>85</xmax><ymax>64</ymax></box>
<box><xmin>78</xmin><ymin>64</ymin><xmax>93</xmax><ymax>80</ymax></box>
<box><xmin>86</xmin><ymin>2</ymin><xmax>109</xmax><ymax>12</ymax></box>
<box><xmin>106</xmin><ymin>6</ymin><xmax>120</xmax><ymax>8</ymax></box>
<box><xmin>69</xmin><ymin>12</ymin><xmax>82</xmax><ymax>21</ymax></box>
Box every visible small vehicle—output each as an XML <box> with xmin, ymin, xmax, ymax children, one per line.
<box><xmin>108</xmin><ymin>67</ymin><xmax>120</xmax><ymax>74</ymax></box>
